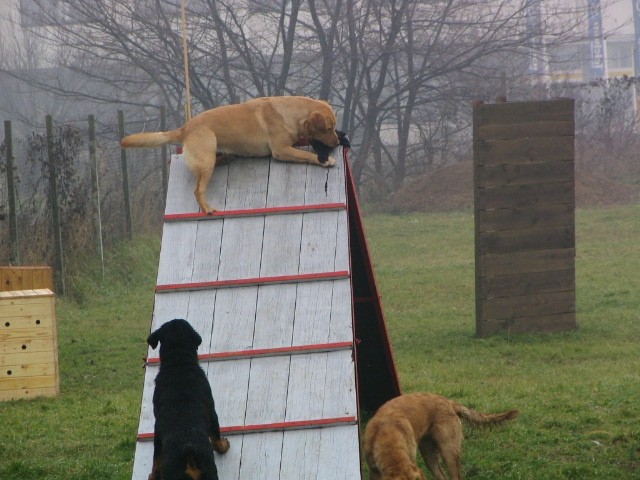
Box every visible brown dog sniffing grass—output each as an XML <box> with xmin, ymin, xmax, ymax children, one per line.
<box><xmin>364</xmin><ymin>393</ymin><xmax>518</xmax><ymax>480</ymax></box>
<box><xmin>121</xmin><ymin>96</ymin><xmax>340</xmax><ymax>214</ymax></box>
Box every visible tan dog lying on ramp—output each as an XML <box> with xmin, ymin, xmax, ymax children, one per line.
<box><xmin>121</xmin><ymin>96</ymin><xmax>340</xmax><ymax>213</ymax></box>
<box><xmin>364</xmin><ymin>392</ymin><xmax>518</xmax><ymax>480</ymax></box>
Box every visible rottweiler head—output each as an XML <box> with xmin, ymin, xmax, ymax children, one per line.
<box><xmin>147</xmin><ymin>319</ymin><xmax>202</xmax><ymax>359</ymax></box>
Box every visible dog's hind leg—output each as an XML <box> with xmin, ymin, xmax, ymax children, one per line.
<box><xmin>183</xmin><ymin>126</ymin><xmax>218</xmax><ymax>214</ymax></box>
<box><xmin>148</xmin><ymin>434</ymin><xmax>163</xmax><ymax>480</ymax></box>
<box><xmin>208</xmin><ymin>403</ymin><xmax>230</xmax><ymax>454</ymax></box>
<box><xmin>430</xmin><ymin>422</ymin><xmax>464</xmax><ymax>480</ymax></box>
<box><xmin>419</xmin><ymin>437</ymin><xmax>446</xmax><ymax>480</ymax></box>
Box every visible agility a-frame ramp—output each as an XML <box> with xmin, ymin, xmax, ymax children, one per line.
<box><xmin>132</xmin><ymin>147</ymin><xmax>400</xmax><ymax>479</ymax></box>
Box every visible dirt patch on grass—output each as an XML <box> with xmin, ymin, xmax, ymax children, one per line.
<box><xmin>377</xmin><ymin>162</ymin><xmax>640</xmax><ymax>213</ymax></box>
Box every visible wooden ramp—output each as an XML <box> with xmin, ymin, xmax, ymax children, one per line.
<box><xmin>131</xmin><ymin>148</ymin><xmax>397</xmax><ymax>479</ymax></box>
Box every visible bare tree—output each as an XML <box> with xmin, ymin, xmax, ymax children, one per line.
<box><xmin>1</xmin><ymin>0</ymin><xmax>588</xmax><ymax>193</ymax></box>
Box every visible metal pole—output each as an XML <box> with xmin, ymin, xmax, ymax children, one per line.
<box><xmin>4</xmin><ymin>121</ymin><xmax>20</xmax><ymax>265</ymax></box>
<box><xmin>46</xmin><ymin>115</ymin><xmax>65</xmax><ymax>294</ymax></box>
<box><xmin>88</xmin><ymin>115</ymin><xmax>105</xmax><ymax>277</ymax></box>
<box><xmin>117</xmin><ymin>110</ymin><xmax>133</xmax><ymax>240</ymax></box>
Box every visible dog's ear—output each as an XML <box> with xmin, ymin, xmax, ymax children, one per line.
<box><xmin>305</xmin><ymin>111</ymin><xmax>330</xmax><ymax>136</ymax></box>
<box><xmin>147</xmin><ymin>328</ymin><xmax>162</xmax><ymax>350</ymax></box>
<box><xmin>189</xmin><ymin>328</ymin><xmax>203</xmax><ymax>349</ymax></box>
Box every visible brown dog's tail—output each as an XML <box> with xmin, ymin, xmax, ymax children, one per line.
<box><xmin>120</xmin><ymin>128</ymin><xmax>184</xmax><ymax>148</ymax></box>
<box><xmin>453</xmin><ymin>402</ymin><xmax>518</xmax><ymax>427</ymax></box>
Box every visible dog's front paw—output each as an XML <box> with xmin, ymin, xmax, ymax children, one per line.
<box><xmin>319</xmin><ymin>155</ymin><xmax>337</xmax><ymax>167</ymax></box>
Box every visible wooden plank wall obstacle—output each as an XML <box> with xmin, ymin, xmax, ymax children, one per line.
<box><xmin>473</xmin><ymin>99</ymin><xmax>577</xmax><ymax>336</ymax></box>
<box><xmin>0</xmin><ymin>289</ymin><xmax>60</xmax><ymax>401</ymax></box>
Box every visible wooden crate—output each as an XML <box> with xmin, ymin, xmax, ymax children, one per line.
<box><xmin>0</xmin><ymin>289</ymin><xmax>60</xmax><ymax>401</ymax></box>
<box><xmin>0</xmin><ymin>266</ymin><xmax>54</xmax><ymax>292</ymax></box>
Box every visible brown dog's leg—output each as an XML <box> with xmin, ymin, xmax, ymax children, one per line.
<box><xmin>430</xmin><ymin>422</ymin><xmax>463</xmax><ymax>480</ymax></box>
<box><xmin>183</xmin><ymin>126</ymin><xmax>218</xmax><ymax>214</ymax></box>
<box><xmin>419</xmin><ymin>437</ymin><xmax>446</xmax><ymax>480</ymax></box>
<box><xmin>272</xmin><ymin>145</ymin><xmax>337</xmax><ymax>167</ymax></box>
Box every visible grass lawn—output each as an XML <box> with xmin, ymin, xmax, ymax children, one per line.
<box><xmin>0</xmin><ymin>205</ymin><xmax>639</xmax><ymax>479</ymax></box>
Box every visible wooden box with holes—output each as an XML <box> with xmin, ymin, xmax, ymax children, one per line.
<box><xmin>0</xmin><ymin>289</ymin><xmax>60</xmax><ymax>401</ymax></box>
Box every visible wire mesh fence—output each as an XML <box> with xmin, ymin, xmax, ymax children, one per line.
<box><xmin>0</xmin><ymin>112</ymin><xmax>170</xmax><ymax>292</ymax></box>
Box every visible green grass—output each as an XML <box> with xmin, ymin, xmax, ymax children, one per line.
<box><xmin>1</xmin><ymin>205</ymin><xmax>639</xmax><ymax>479</ymax></box>
<box><xmin>0</xmin><ymin>236</ymin><xmax>159</xmax><ymax>480</ymax></box>
<box><xmin>364</xmin><ymin>205</ymin><xmax>640</xmax><ymax>479</ymax></box>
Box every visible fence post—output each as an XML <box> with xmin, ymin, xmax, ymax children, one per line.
<box><xmin>4</xmin><ymin>121</ymin><xmax>20</xmax><ymax>265</ymax></box>
<box><xmin>88</xmin><ymin>115</ymin><xmax>105</xmax><ymax>275</ymax></box>
<box><xmin>46</xmin><ymin>115</ymin><xmax>65</xmax><ymax>294</ymax></box>
<box><xmin>117</xmin><ymin>110</ymin><xmax>133</xmax><ymax>240</ymax></box>
<box><xmin>160</xmin><ymin>106</ymin><xmax>168</xmax><ymax>200</ymax></box>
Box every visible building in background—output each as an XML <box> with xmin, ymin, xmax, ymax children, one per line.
<box><xmin>537</xmin><ymin>0</ymin><xmax>638</xmax><ymax>81</ymax></box>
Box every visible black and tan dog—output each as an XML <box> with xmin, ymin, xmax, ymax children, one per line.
<box><xmin>364</xmin><ymin>392</ymin><xmax>518</xmax><ymax>480</ymax></box>
<box><xmin>147</xmin><ymin>319</ymin><xmax>229</xmax><ymax>480</ymax></box>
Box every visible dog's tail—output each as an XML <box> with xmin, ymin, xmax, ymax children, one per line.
<box><xmin>121</xmin><ymin>128</ymin><xmax>184</xmax><ymax>148</ymax></box>
<box><xmin>453</xmin><ymin>401</ymin><xmax>518</xmax><ymax>427</ymax></box>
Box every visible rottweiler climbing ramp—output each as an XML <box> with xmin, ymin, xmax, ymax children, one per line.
<box><xmin>132</xmin><ymin>147</ymin><xmax>400</xmax><ymax>479</ymax></box>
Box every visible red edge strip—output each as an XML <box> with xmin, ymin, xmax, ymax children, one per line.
<box><xmin>156</xmin><ymin>271</ymin><xmax>350</xmax><ymax>293</ymax></box>
<box><xmin>138</xmin><ymin>416</ymin><xmax>357</xmax><ymax>440</ymax></box>
<box><xmin>146</xmin><ymin>341</ymin><xmax>353</xmax><ymax>365</ymax></box>
<box><xmin>164</xmin><ymin>203</ymin><xmax>346</xmax><ymax>222</ymax></box>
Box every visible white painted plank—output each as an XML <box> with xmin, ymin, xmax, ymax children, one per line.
<box><xmin>266</xmin><ymin>158</ymin><xmax>308</xmax><ymax>207</ymax></box>
<box><xmin>323</xmin><ymin>351</ymin><xmax>358</xmax><ymax>418</ymax></box>
<box><xmin>260</xmin><ymin>214</ymin><xmax>303</xmax><ymax>276</ymax></box>
<box><xmin>192</xmin><ymin>221</ymin><xmax>224</xmax><ymax>283</ymax></box>
<box><xmin>164</xmin><ymin>154</ymin><xmax>196</xmax><ymax>215</ymax></box>
<box><xmin>327</xmin><ymin>279</ymin><xmax>354</xmax><ymax>343</ymax></box>
<box><xmin>285</xmin><ymin>350</ymin><xmax>356</xmax><ymax>421</ymax></box>
<box><xmin>244</xmin><ymin>356</ymin><xmax>290</xmax><ymax>424</ymax></box>
<box><xmin>285</xmin><ymin>354</ymin><xmax>328</xmax><ymax>422</ymax></box>
<box><xmin>292</xmin><ymin>282</ymin><xmax>335</xmax><ymax>345</ymax></box>
<box><xmin>151</xmin><ymin>292</ymin><xmax>191</xmax><ymax>331</ymax></box>
<box><xmin>156</xmin><ymin>223</ymin><xmax>197</xmax><ymax>285</ymax></box>
<box><xmin>131</xmin><ymin>441</ymin><xmax>154</xmax><ymax>480</ymax></box>
<box><xmin>207</xmin><ymin>359</ymin><xmax>250</xmax><ymax>427</ymax></box>
<box><xmin>184</xmin><ymin>291</ymin><xmax>218</xmax><ymax>356</ymax></box>
<box><xmin>304</xmin><ymin>147</ymin><xmax>345</xmax><ymax>205</ymax></box>
<box><xmin>299</xmin><ymin>211</ymin><xmax>339</xmax><ymax>275</ymax></box>
<box><xmin>137</xmin><ymin>367</ymin><xmax>157</xmax><ymax>435</ymax></box>
<box><xmin>334</xmin><ymin>209</ymin><xmax>350</xmax><ymax>271</ymax></box>
<box><xmin>238</xmin><ymin>432</ymin><xmax>285</xmax><ymax>480</ymax></box>
<box><xmin>215</xmin><ymin>435</ymin><xmax>243</xmax><ymax>480</ymax></box>
<box><xmin>217</xmin><ymin>217</ymin><xmax>265</xmax><ymax>281</ymax></box>
<box><xmin>253</xmin><ymin>284</ymin><xmax>296</xmax><ymax>350</ymax></box>
<box><xmin>280</xmin><ymin>425</ymin><xmax>361</xmax><ymax>480</ymax></box>
<box><xmin>317</xmin><ymin>425</ymin><xmax>362</xmax><ymax>479</ymax></box>
<box><xmin>280</xmin><ymin>429</ymin><xmax>322</xmax><ymax>478</ymax></box>
<box><xmin>210</xmin><ymin>287</ymin><xmax>258</xmax><ymax>352</ymax></box>
<box><xmin>150</xmin><ymin>291</ymin><xmax>216</xmax><ymax>356</ymax></box>
<box><xmin>224</xmin><ymin>158</ymin><xmax>270</xmax><ymax>209</ymax></box>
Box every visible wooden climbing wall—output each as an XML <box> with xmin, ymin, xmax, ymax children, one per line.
<box><xmin>473</xmin><ymin>99</ymin><xmax>577</xmax><ymax>336</ymax></box>
<box><xmin>132</xmin><ymin>149</ymin><xmax>363</xmax><ymax>479</ymax></box>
